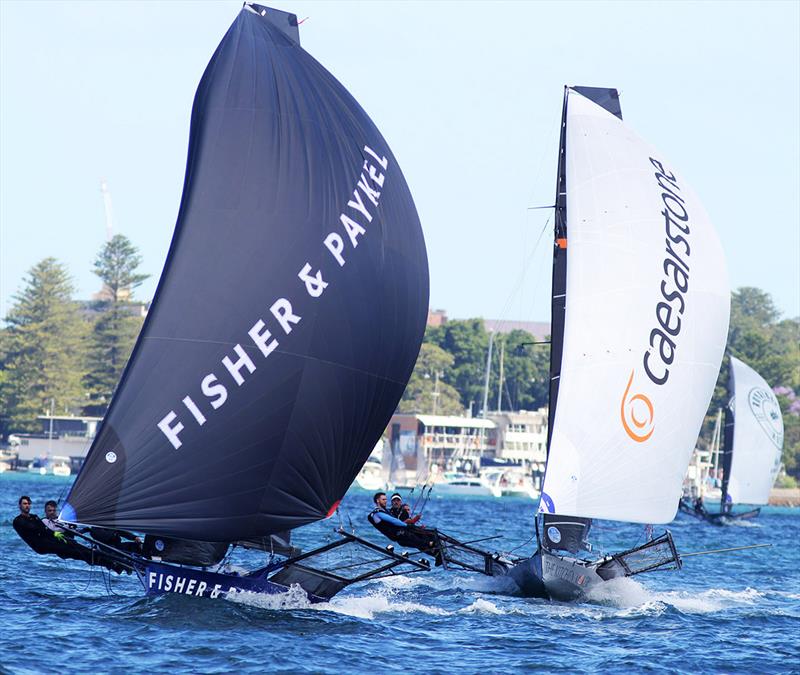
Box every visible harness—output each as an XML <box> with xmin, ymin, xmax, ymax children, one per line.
<box><xmin>367</xmin><ymin>507</ymin><xmax>402</xmax><ymax>541</ymax></box>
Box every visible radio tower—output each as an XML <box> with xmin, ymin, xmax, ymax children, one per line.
<box><xmin>100</xmin><ymin>178</ymin><xmax>114</xmax><ymax>242</ymax></box>
<box><xmin>93</xmin><ymin>179</ymin><xmax>120</xmax><ymax>301</ymax></box>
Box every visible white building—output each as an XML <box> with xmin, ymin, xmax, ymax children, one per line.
<box><xmin>9</xmin><ymin>415</ymin><xmax>101</xmax><ymax>465</ymax></box>
<box><xmin>385</xmin><ymin>413</ymin><xmax>495</xmax><ymax>485</ymax></box>
<box><xmin>487</xmin><ymin>409</ymin><xmax>548</xmax><ymax>467</ymax></box>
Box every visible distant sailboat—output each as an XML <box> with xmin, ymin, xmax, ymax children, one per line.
<box><xmin>680</xmin><ymin>356</ymin><xmax>783</xmax><ymax>524</ymax></box>
<box><xmin>507</xmin><ymin>86</ymin><xmax>730</xmax><ymax>601</ymax></box>
<box><xmin>49</xmin><ymin>3</ymin><xmax>432</xmax><ymax>602</ymax></box>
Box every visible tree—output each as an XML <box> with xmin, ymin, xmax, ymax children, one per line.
<box><xmin>426</xmin><ymin>319</ymin><xmax>491</xmax><ymax>413</ymax></box>
<box><xmin>0</xmin><ymin>258</ymin><xmax>87</xmax><ymax>434</ymax></box>
<box><xmin>93</xmin><ymin>234</ymin><xmax>150</xmax><ymax>302</ymax></box>
<box><xmin>703</xmin><ymin>287</ymin><xmax>800</xmax><ymax>478</ymax></box>
<box><xmin>497</xmin><ymin>330</ymin><xmax>550</xmax><ymax>413</ymax></box>
<box><xmin>83</xmin><ymin>235</ymin><xmax>149</xmax><ymax>415</ymax></box>
<box><xmin>399</xmin><ymin>343</ymin><xmax>463</xmax><ymax>415</ymax></box>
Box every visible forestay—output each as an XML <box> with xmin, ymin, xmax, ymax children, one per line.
<box><xmin>62</xmin><ymin>4</ymin><xmax>429</xmax><ymax>541</ymax></box>
<box><xmin>723</xmin><ymin>356</ymin><xmax>783</xmax><ymax>505</ymax></box>
<box><xmin>539</xmin><ymin>89</ymin><xmax>729</xmax><ymax>524</ymax></box>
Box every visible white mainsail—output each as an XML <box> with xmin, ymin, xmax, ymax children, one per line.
<box><xmin>539</xmin><ymin>90</ymin><xmax>730</xmax><ymax>524</ymax></box>
<box><xmin>725</xmin><ymin>356</ymin><xmax>783</xmax><ymax>505</ymax></box>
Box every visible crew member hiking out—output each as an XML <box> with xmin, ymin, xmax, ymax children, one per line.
<box><xmin>367</xmin><ymin>492</ymin><xmax>442</xmax><ymax>565</ymax></box>
<box><xmin>389</xmin><ymin>493</ymin><xmax>420</xmax><ymax>524</ymax></box>
<box><xmin>12</xmin><ymin>496</ymin><xmax>127</xmax><ymax>574</ymax></box>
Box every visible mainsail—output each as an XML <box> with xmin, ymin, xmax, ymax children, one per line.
<box><xmin>721</xmin><ymin>356</ymin><xmax>784</xmax><ymax>505</ymax></box>
<box><xmin>62</xmin><ymin>4</ymin><xmax>429</xmax><ymax>542</ymax></box>
<box><xmin>539</xmin><ymin>87</ymin><xmax>730</xmax><ymax>525</ymax></box>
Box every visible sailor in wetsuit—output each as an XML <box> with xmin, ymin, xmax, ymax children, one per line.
<box><xmin>12</xmin><ymin>495</ymin><xmax>125</xmax><ymax>573</ymax></box>
<box><xmin>388</xmin><ymin>493</ymin><xmax>420</xmax><ymax>524</ymax></box>
<box><xmin>368</xmin><ymin>492</ymin><xmax>441</xmax><ymax>565</ymax></box>
<box><xmin>693</xmin><ymin>496</ymin><xmax>706</xmax><ymax>515</ymax></box>
<box><xmin>42</xmin><ymin>500</ymin><xmax>71</xmax><ymax>533</ymax></box>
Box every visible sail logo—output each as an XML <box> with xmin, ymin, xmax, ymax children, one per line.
<box><xmin>538</xmin><ymin>492</ymin><xmax>556</xmax><ymax>514</ymax></box>
<box><xmin>748</xmin><ymin>387</ymin><xmax>784</xmax><ymax>450</ymax></box>
<box><xmin>641</xmin><ymin>157</ymin><xmax>692</xmax><ymax>388</ymax></box>
<box><xmin>620</xmin><ymin>370</ymin><xmax>654</xmax><ymax>443</ymax></box>
<box><xmin>156</xmin><ymin>145</ymin><xmax>390</xmax><ymax>451</ymax></box>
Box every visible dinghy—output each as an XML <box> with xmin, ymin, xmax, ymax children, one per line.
<box><xmin>506</xmin><ymin>86</ymin><xmax>730</xmax><ymax>601</ymax></box>
<box><xmin>52</xmin><ymin>3</ymin><xmax>434</xmax><ymax>602</ymax></box>
<box><xmin>679</xmin><ymin>356</ymin><xmax>783</xmax><ymax>524</ymax></box>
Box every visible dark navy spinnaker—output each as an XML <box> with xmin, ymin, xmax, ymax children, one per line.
<box><xmin>63</xmin><ymin>4</ymin><xmax>428</xmax><ymax>543</ymax></box>
<box><xmin>45</xmin><ymin>3</ymin><xmax>432</xmax><ymax>602</ymax></box>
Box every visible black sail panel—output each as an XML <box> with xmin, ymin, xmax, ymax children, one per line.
<box><xmin>546</xmin><ymin>87</ymin><xmax>570</xmax><ymax>451</ymax></box>
<box><xmin>720</xmin><ymin>358</ymin><xmax>736</xmax><ymax>508</ymax></box>
<box><xmin>62</xmin><ymin>6</ymin><xmax>429</xmax><ymax>542</ymax></box>
<box><xmin>571</xmin><ymin>86</ymin><xmax>622</xmax><ymax>120</ymax></box>
<box><xmin>547</xmin><ymin>86</ymin><xmax>622</xmax><ymax>451</ymax></box>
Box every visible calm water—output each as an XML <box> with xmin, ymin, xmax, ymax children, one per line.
<box><xmin>1</xmin><ymin>473</ymin><xmax>798</xmax><ymax>674</ymax></box>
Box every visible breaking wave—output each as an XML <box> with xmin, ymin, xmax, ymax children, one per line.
<box><xmin>585</xmin><ymin>578</ymin><xmax>764</xmax><ymax>615</ymax></box>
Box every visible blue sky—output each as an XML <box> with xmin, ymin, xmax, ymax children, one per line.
<box><xmin>2</xmin><ymin>0</ymin><xmax>798</xmax><ymax>324</ymax></box>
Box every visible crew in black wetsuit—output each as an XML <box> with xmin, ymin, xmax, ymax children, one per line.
<box><xmin>12</xmin><ymin>496</ymin><xmax>125</xmax><ymax>573</ymax></box>
<box><xmin>368</xmin><ymin>492</ymin><xmax>441</xmax><ymax>565</ymax></box>
<box><xmin>693</xmin><ymin>496</ymin><xmax>706</xmax><ymax>516</ymax></box>
<box><xmin>388</xmin><ymin>493</ymin><xmax>420</xmax><ymax>524</ymax></box>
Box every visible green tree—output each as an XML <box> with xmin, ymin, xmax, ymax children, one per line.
<box><xmin>703</xmin><ymin>287</ymin><xmax>800</xmax><ymax>478</ymax></box>
<box><xmin>399</xmin><ymin>343</ymin><xmax>462</xmax><ymax>415</ymax></box>
<box><xmin>498</xmin><ymin>330</ymin><xmax>550</xmax><ymax>412</ymax></box>
<box><xmin>83</xmin><ymin>235</ymin><xmax>149</xmax><ymax>415</ymax></box>
<box><xmin>0</xmin><ymin>258</ymin><xmax>87</xmax><ymax>434</ymax></box>
<box><xmin>426</xmin><ymin>319</ymin><xmax>491</xmax><ymax>413</ymax></box>
<box><xmin>93</xmin><ymin>234</ymin><xmax>150</xmax><ymax>302</ymax></box>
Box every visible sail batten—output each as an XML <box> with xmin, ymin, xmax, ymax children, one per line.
<box><xmin>62</xmin><ymin>5</ymin><xmax>428</xmax><ymax>542</ymax></box>
<box><xmin>539</xmin><ymin>88</ymin><xmax>730</xmax><ymax>525</ymax></box>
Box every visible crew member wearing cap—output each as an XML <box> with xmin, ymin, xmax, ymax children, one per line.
<box><xmin>388</xmin><ymin>493</ymin><xmax>420</xmax><ymax>524</ymax></box>
<box><xmin>367</xmin><ymin>492</ymin><xmax>442</xmax><ymax>565</ymax></box>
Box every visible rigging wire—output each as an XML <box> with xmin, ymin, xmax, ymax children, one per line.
<box><xmin>417</xmin><ymin>485</ymin><xmax>433</xmax><ymax>517</ymax></box>
<box><xmin>502</xmin><ymin>532</ymin><xmax>537</xmax><ymax>556</ymax></box>
<box><xmin>488</xmin><ymin>215</ymin><xmax>552</xmax><ymax>337</ymax></box>
<box><xmin>410</xmin><ymin>484</ymin><xmax>427</xmax><ymax>515</ymax></box>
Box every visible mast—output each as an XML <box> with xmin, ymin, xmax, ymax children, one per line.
<box><xmin>711</xmin><ymin>408</ymin><xmax>722</xmax><ymax>477</ymax></box>
<box><xmin>481</xmin><ymin>330</ymin><xmax>494</xmax><ymax>418</ymax></box>
<box><xmin>546</xmin><ymin>86</ymin><xmax>623</xmax><ymax>453</ymax></box>
<box><xmin>720</xmin><ymin>360</ymin><xmax>735</xmax><ymax>511</ymax></box>
<box><xmin>545</xmin><ymin>87</ymin><xmax>570</xmax><ymax>453</ymax></box>
<box><xmin>496</xmin><ymin>339</ymin><xmax>505</xmax><ymax>412</ymax></box>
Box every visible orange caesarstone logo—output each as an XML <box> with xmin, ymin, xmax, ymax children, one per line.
<box><xmin>620</xmin><ymin>370</ymin><xmax>654</xmax><ymax>442</ymax></box>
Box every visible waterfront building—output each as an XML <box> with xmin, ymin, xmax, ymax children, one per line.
<box><xmin>486</xmin><ymin>409</ymin><xmax>548</xmax><ymax>465</ymax></box>
<box><xmin>486</xmin><ymin>409</ymin><xmax>548</xmax><ymax>492</ymax></box>
<box><xmin>385</xmin><ymin>413</ymin><xmax>495</xmax><ymax>485</ymax></box>
<box><xmin>9</xmin><ymin>415</ymin><xmax>101</xmax><ymax>469</ymax></box>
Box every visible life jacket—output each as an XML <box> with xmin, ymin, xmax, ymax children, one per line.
<box><xmin>367</xmin><ymin>507</ymin><xmax>402</xmax><ymax>541</ymax></box>
<box><xmin>389</xmin><ymin>505</ymin><xmax>411</xmax><ymax>521</ymax></box>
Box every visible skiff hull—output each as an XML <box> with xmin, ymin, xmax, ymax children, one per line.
<box><xmin>678</xmin><ymin>499</ymin><xmax>761</xmax><ymax>525</ymax></box>
<box><xmin>507</xmin><ymin>550</ymin><xmax>620</xmax><ymax>601</ymax></box>
<box><xmin>137</xmin><ymin>560</ymin><xmax>328</xmax><ymax>604</ymax></box>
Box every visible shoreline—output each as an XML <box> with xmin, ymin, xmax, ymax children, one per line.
<box><xmin>769</xmin><ymin>488</ymin><xmax>800</xmax><ymax>506</ymax></box>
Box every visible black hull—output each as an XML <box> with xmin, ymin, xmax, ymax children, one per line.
<box><xmin>507</xmin><ymin>531</ymin><xmax>681</xmax><ymax>602</ymax></box>
<box><xmin>678</xmin><ymin>499</ymin><xmax>760</xmax><ymax>526</ymax></box>
<box><xmin>507</xmin><ymin>549</ymin><xmax>618</xmax><ymax>601</ymax></box>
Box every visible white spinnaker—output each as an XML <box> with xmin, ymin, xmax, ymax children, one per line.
<box><xmin>726</xmin><ymin>356</ymin><xmax>783</xmax><ymax>505</ymax></box>
<box><xmin>539</xmin><ymin>90</ymin><xmax>730</xmax><ymax>524</ymax></box>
